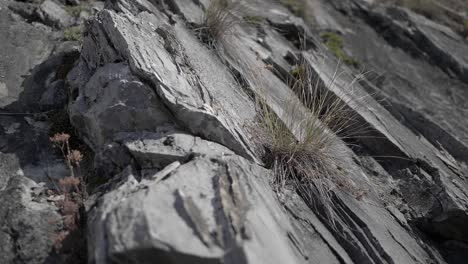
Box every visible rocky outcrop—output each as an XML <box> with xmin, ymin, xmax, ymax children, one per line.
<box><xmin>1</xmin><ymin>0</ymin><xmax>468</xmax><ymax>263</ymax></box>
<box><xmin>0</xmin><ymin>0</ymin><xmax>101</xmax><ymax>263</ymax></box>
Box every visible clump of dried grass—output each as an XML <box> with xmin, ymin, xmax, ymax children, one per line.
<box><xmin>197</xmin><ymin>0</ymin><xmax>245</xmax><ymax>48</ymax></box>
<box><xmin>258</xmin><ymin>59</ymin><xmax>361</xmax><ymax>221</ymax></box>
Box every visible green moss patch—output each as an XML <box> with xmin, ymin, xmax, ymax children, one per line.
<box><xmin>290</xmin><ymin>65</ymin><xmax>306</xmax><ymax>79</ymax></box>
<box><xmin>63</xmin><ymin>26</ymin><xmax>82</xmax><ymax>42</ymax></box>
<box><xmin>320</xmin><ymin>31</ymin><xmax>360</xmax><ymax>68</ymax></box>
<box><xmin>243</xmin><ymin>15</ymin><xmax>264</xmax><ymax>25</ymax></box>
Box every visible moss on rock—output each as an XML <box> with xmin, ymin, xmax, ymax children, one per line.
<box><xmin>320</xmin><ymin>31</ymin><xmax>360</xmax><ymax>68</ymax></box>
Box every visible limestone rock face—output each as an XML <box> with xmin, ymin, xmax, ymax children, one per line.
<box><xmin>1</xmin><ymin>0</ymin><xmax>468</xmax><ymax>263</ymax></box>
<box><xmin>0</xmin><ymin>0</ymin><xmax>96</xmax><ymax>263</ymax></box>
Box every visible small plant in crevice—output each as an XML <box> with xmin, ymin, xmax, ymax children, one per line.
<box><xmin>49</xmin><ymin>133</ymin><xmax>87</xmax><ymax>262</ymax></box>
<box><xmin>63</xmin><ymin>26</ymin><xmax>82</xmax><ymax>42</ymax></box>
<box><xmin>320</xmin><ymin>31</ymin><xmax>360</xmax><ymax>68</ymax></box>
<box><xmin>196</xmin><ymin>0</ymin><xmax>244</xmax><ymax>48</ymax></box>
<box><xmin>257</xmin><ymin>60</ymin><xmax>365</xmax><ymax>221</ymax></box>
<box><xmin>243</xmin><ymin>15</ymin><xmax>264</xmax><ymax>25</ymax></box>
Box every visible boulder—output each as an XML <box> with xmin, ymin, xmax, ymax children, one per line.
<box><xmin>37</xmin><ymin>0</ymin><xmax>74</xmax><ymax>29</ymax></box>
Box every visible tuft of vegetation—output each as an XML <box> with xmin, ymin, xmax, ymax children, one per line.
<box><xmin>258</xmin><ymin>59</ymin><xmax>362</xmax><ymax>221</ymax></box>
<box><xmin>63</xmin><ymin>26</ymin><xmax>82</xmax><ymax>42</ymax></box>
<box><xmin>49</xmin><ymin>133</ymin><xmax>87</xmax><ymax>262</ymax></box>
<box><xmin>198</xmin><ymin>0</ymin><xmax>243</xmax><ymax>48</ymax></box>
<box><xmin>243</xmin><ymin>15</ymin><xmax>264</xmax><ymax>25</ymax></box>
<box><xmin>290</xmin><ymin>65</ymin><xmax>306</xmax><ymax>79</ymax></box>
<box><xmin>320</xmin><ymin>31</ymin><xmax>360</xmax><ymax>68</ymax></box>
<box><xmin>280</xmin><ymin>0</ymin><xmax>306</xmax><ymax>18</ymax></box>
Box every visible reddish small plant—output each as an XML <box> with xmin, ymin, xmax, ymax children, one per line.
<box><xmin>53</xmin><ymin>231</ymin><xmax>70</xmax><ymax>251</ymax></box>
<box><xmin>49</xmin><ymin>133</ymin><xmax>86</xmax><ymax>252</ymax></box>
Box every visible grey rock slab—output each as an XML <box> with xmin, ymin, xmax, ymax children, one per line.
<box><xmin>7</xmin><ymin>1</ymin><xmax>39</xmax><ymax>22</ymax></box>
<box><xmin>390</xmin><ymin>7</ymin><xmax>468</xmax><ymax>83</ymax></box>
<box><xmin>279</xmin><ymin>189</ymin><xmax>354</xmax><ymax>264</ymax></box>
<box><xmin>88</xmin><ymin>157</ymin><xmax>307</xmax><ymax>264</ymax></box>
<box><xmin>37</xmin><ymin>0</ymin><xmax>74</xmax><ymax>28</ymax></box>
<box><xmin>110</xmin><ymin>0</ymin><xmax>161</xmax><ymax>16</ymax></box>
<box><xmin>302</xmin><ymin>50</ymin><xmax>468</xmax><ymax>240</ymax></box>
<box><xmin>0</xmin><ymin>2</ymin><xmax>55</xmax><ymax>108</ymax></box>
<box><xmin>69</xmin><ymin>62</ymin><xmax>176</xmax><ymax>151</ymax></box>
<box><xmin>195</xmin><ymin>17</ymin><xmax>442</xmax><ymax>263</ymax></box>
<box><xmin>165</xmin><ymin>0</ymin><xmax>204</xmax><ymax>24</ymax></box>
<box><xmin>116</xmin><ymin>130</ymin><xmax>235</xmax><ymax>169</ymax></box>
<box><xmin>186</xmin><ymin>7</ymin><xmax>450</xmax><ymax>262</ymax></box>
<box><xmin>0</xmin><ymin>162</ymin><xmax>62</xmax><ymax>264</ymax></box>
<box><xmin>7</xmin><ymin>42</ymin><xmax>80</xmax><ymax>111</ymax></box>
<box><xmin>58</xmin><ymin>0</ymin><xmax>468</xmax><ymax>263</ymax></box>
<box><xmin>318</xmin><ymin>0</ymin><xmax>468</xmax><ymax>163</ymax></box>
<box><xmin>77</xmin><ymin>7</ymin><xmax>257</xmax><ymax>160</ymax></box>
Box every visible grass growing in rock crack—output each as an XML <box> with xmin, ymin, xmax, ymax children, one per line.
<box><xmin>243</xmin><ymin>15</ymin><xmax>264</xmax><ymax>25</ymax></box>
<box><xmin>63</xmin><ymin>26</ymin><xmax>82</xmax><ymax>42</ymax></box>
<box><xmin>258</xmin><ymin>60</ymin><xmax>363</xmax><ymax>221</ymax></box>
<box><xmin>197</xmin><ymin>0</ymin><xmax>244</xmax><ymax>48</ymax></box>
<box><xmin>49</xmin><ymin>133</ymin><xmax>87</xmax><ymax>262</ymax></box>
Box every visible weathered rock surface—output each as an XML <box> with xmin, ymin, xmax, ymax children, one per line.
<box><xmin>1</xmin><ymin>0</ymin><xmax>468</xmax><ymax>263</ymax></box>
<box><xmin>88</xmin><ymin>156</ymin><xmax>307</xmax><ymax>264</ymax></box>
<box><xmin>0</xmin><ymin>0</ymin><xmax>99</xmax><ymax>263</ymax></box>
<box><xmin>37</xmin><ymin>0</ymin><xmax>74</xmax><ymax>29</ymax></box>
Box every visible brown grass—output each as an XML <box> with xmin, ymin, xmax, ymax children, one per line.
<box><xmin>197</xmin><ymin>0</ymin><xmax>244</xmax><ymax>48</ymax></box>
<box><xmin>258</xmin><ymin>58</ymin><xmax>363</xmax><ymax>221</ymax></box>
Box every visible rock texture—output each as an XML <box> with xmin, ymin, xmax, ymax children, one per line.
<box><xmin>0</xmin><ymin>0</ymin><xmax>101</xmax><ymax>263</ymax></box>
<box><xmin>1</xmin><ymin>0</ymin><xmax>468</xmax><ymax>263</ymax></box>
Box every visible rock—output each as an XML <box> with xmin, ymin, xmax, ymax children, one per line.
<box><xmin>74</xmin><ymin>6</ymin><xmax>258</xmax><ymax>160</ymax></box>
<box><xmin>7</xmin><ymin>1</ymin><xmax>39</xmax><ymax>22</ymax></box>
<box><xmin>0</xmin><ymin>1</ymin><xmax>84</xmax><ymax>262</ymax></box>
<box><xmin>68</xmin><ymin>62</ymin><xmax>177</xmax><ymax>151</ymax></box>
<box><xmin>0</xmin><ymin>156</ymin><xmax>62</xmax><ymax>264</ymax></box>
<box><xmin>116</xmin><ymin>130</ymin><xmax>235</xmax><ymax>169</ymax></box>
<box><xmin>6</xmin><ymin>41</ymin><xmax>80</xmax><ymax>111</ymax></box>
<box><xmin>0</xmin><ymin>0</ymin><xmax>55</xmax><ymax>108</ymax></box>
<box><xmin>88</xmin><ymin>156</ymin><xmax>306</xmax><ymax>264</ymax></box>
<box><xmin>324</xmin><ymin>0</ymin><xmax>468</xmax><ymax>163</ymax></box>
<box><xmin>37</xmin><ymin>0</ymin><xmax>74</xmax><ymax>29</ymax></box>
<box><xmin>2</xmin><ymin>0</ymin><xmax>468</xmax><ymax>263</ymax></box>
<box><xmin>66</xmin><ymin>0</ymin><xmax>81</xmax><ymax>6</ymax></box>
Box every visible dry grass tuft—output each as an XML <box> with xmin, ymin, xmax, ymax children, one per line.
<box><xmin>258</xmin><ymin>59</ymin><xmax>362</xmax><ymax>221</ymax></box>
<box><xmin>197</xmin><ymin>0</ymin><xmax>244</xmax><ymax>48</ymax></box>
